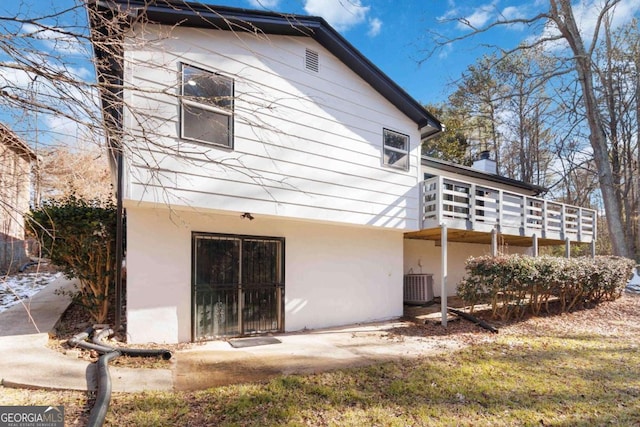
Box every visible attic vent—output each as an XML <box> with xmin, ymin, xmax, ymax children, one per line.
<box><xmin>305</xmin><ymin>48</ymin><xmax>319</xmax><ymax>72</ymax></box>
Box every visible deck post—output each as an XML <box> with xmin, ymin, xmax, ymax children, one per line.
<box><xmin>532</xmin><ymin>234</ymin><xmax>539</xmax><ymax>257</ymax></box>
<box><xmin>491</xmin><ymin>228</ymin><xmax>498</xmax><ymax>256</ymax></box>
<box><xmin>441</xmin><ymin>223</ymin><xmax>448</xmax><ymax>327</ymax></box>
<box><xmin>565</xmin><ymin>237</ymin><xmax>571</xmax><ymax>259</ymax></box>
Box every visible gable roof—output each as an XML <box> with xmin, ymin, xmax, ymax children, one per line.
<box><xmin>88</xmin><ymin>0</ymin><xmax>442</xmax><ymax>138</ymax></box>
<box><xmin>0</xmin><ymin>123</ymin><xmax>36</xmax><ymax>161</ymax></box>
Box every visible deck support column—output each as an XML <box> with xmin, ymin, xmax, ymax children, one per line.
<box><xmin>441</xmin><ymin>223</ymin><xmax>448</xmax><ymax>327</ymax></box>
<box><xmin>565</xmin><ymin>237</ymin><xmax>571</xmax><ymax>259</ymax></box>
<box><xmin>532</xmin><ymin>234</ymin><xmax>539</xmax><ymax>257</ymax></box>
<box><xmin>491</xmin><ymin>228</ymin><xmax>498</xmax><ymax>257</ymax></box>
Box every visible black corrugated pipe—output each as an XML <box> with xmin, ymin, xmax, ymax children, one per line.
<box><xmin>68</xmin><ymin>328</ymin><xmax>172</xmax><ymax>427</ymax></box>
<box><xmin>68</xmin><ymin>329</ymin><xmax>118</xmax><ymax>354</ymax></box>
<box><xmin>92</xmin><ymin>328</ymin><xmax>172</xmax><ymax>360</ymax></box>
<box><xmin>87</xmin><ymin>350</ymin><xmax>121</xmax><ymax>427</ymax></box>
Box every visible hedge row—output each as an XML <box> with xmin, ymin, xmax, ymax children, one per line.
<box><xmin>457</xmin><ymin>255</ymin><xmax>635</xmax><ymax>320</ymax></box>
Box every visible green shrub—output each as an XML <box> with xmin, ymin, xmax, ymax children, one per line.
<box><xmin>457</xmin><ymin>254</ymin><xmax>634</xmax><ymax>320</ymax></box>
<box><xmin>27</xmin><ymin>194</ymin><xmax>118</xmax><ymax>323</ymax></box>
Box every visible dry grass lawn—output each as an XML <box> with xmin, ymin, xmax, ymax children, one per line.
<box><xmin>2</xmin><ymin>293</ymin><xmax>639</xmax><ymax>426</ymax></box>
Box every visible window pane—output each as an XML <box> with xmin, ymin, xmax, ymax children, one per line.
<box><xmin>195</xmin><ymin>237</ymin><xmax>240</xmax><ymax>286</ymax></box>
<box><xmin>384</xmin><ymin>149</ymin><xmax>408</xmax><ymax>169</ymax></box>
<box><xmin>242</xmin><ymin>239</ymin><xmax>282</xmax><ymax>285</ymax></box>
<box><xmin>384</xmin><ymin>130</ymin><xmax>408</xmax><ymax>150</ymax></box>
<box><xmin>383</xmin><ymin>129</ymin><xmax>409</xmax><ymax>169</ymax></box>
<box><xmin>183</xmin><ymin>65</ymin><xmax>232</xmax><ymax>110</ymax></box>
<box><xmin>183</xmin><ymin>104</ymin><xmax>231</xmax><ymax>147</ymax></box>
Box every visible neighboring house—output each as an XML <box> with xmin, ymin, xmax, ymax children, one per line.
<box><xmin>89</xmin><ymin>1</ymin><xmax>595</xmax><ymax>343</ymax></box>
<box><xmin>0</xmin><ymin>124</ymin><xmax>36</xmax><ymax>273</ymax></box>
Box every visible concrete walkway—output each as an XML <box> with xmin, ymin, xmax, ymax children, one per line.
<box><xmin>1</xmin><ymin>275</ymin><xmax>462</xmax><ymax>392</ymax></box>
<box><xmin>0</xmin><ymin>274</ymin><xmax>74</xmax><ymax>337</ymax></box>
<box><xmin>0</xmin><ymin>275</ymin><xmax>172</xmax><ymax>392</ymax></box>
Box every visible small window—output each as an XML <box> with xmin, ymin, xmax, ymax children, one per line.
<box><xmin>383</xmin><ymin>128</ymin><xmax>409</xmax><ymax>170</ymax></box>
<box><xmin>181</xmin><ymin>63</ymin><xmax>234</xmax><ymax>147</ymax></box>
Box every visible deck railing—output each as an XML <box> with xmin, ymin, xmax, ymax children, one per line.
<box><xmin>420</xmin><ymin>176</ymin><xmax>597</xmax><ymax>243</ymax></box>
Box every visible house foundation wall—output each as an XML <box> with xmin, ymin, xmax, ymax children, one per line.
<box><xmin>403</xmin><ymin>239</ymin><xmax>529</xmax><ymax>297</ymax></box>
<box><xmin>126</xmin><ymin>206</ymin><xmax>404</xmax><ymax>343</ymax></box>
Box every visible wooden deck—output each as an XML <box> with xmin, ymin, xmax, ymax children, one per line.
<box><xmin>411</xmin><ymin>176</ymin><xmax>596</xmax><ymax>246</ymax></box>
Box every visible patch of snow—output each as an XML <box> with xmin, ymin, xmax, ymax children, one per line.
<box><xmin>0</xmin><ymin>272</ymin><xmax>62</xmax><ymax>313</ymax></box>
<box><xmin>626</xmin><ymin>268</ymin><xmax>640</xmax><ymax>294</ymax></box>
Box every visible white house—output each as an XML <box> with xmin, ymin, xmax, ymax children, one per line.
<box><xmin>0</xmin><ymin>123</ymin><xmax>36</xmax><ymax>273</ymax></box>
<box><xmin>89</xmin><ymin>0</ymin><xmax>596</xmax><ymax>343</ymax></box>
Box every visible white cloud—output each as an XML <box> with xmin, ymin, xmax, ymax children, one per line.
<box><xmin>303</xmin><ymin>0</ymin><xmax>370</xmax><ymax>32</ymax></box>
<box><xmin>20</xmin><ymin>23</ymin><xmax>87</xmax><ymax>55</ymax></box>
<box><xmin>574</xmin><ymin>0</ymin><xmax>640</xmax><ymax>37</ymax></box>
<box><xmin>0</xmin><ymin>60</ymin><xmax>99</xmax><ymax>147</ymax></box>
<box><xmin>499</xmin><ymin>5</ymin><xmax>527</xmax><ymax>30</ymax></box>
<box><xmin>537</xmin><ymin>0</ymin><xmax>640</xmax><ymax>51</ymax></box>
<box><xmin>501</xmin><ymin>6</ymin><xmax>524</xmax><ymax>21</ymax></box>
<box><xmin>0</xmin><ymin>64</ymin><xmax>32</xmax><ymax>90</ymax></box>
<box><xmin>437</xmin><ymin>6</ymin><xmax>459</xmax><ymax>22</ymax></box>
<box><xmin>437</xmin><ymin>43</ymin><xmax>453</xmax><ymax>60</ymax></box>
<box><xmin>368</xmin><ymin>17</ymin><xmax>382</xmax><ymax>37</ymax></box>
<box><xmin>456</xmin><ymin>2</ymin><xmax>498</xmax><ymax>30</ymax></box>
<box><xmin>247</xmin><ymin>0</ymin><xmax>280</xmax><ymax>8</ymax></box>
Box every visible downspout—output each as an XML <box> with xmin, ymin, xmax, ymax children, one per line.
<box><xmin>114</xmin><ymin>145</ymin><xmax>123</xmax><ymax>332</ymax></box>
<box><xmin>87</xmin><ymin>0</ymin><xmax>128</xmax><ymax>333</ymax></box>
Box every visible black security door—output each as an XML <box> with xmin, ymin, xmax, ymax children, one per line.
<box><xmin>192</xmin><ymin>233</ymin><xmax>284</xmax><ymax>340</ymax></box>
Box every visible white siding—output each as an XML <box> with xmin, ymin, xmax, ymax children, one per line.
<box><xmin>122</xmin><ymin>25</ymin><xmax>421</xmax><ymax>230</ymax></box>
<box><xmin>126</xmin><ymin>206</ymin><xmax>404</xmax><ymax>343</ymax></box>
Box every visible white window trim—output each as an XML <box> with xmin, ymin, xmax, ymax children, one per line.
<box><xmin>180</xmin><ymin>63</ymin><xmax>234</xmax><ymax>148</ymax></box>
<box><xmin>383</xmin><ymin>128</ymin><xmax>410</xmax><ymax>171</ymax></box>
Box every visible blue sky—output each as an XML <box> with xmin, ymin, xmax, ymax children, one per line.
<box><xmin>211</xmin><ymin>0</ymin><xmax>530</xmax><ymax>104</ymax></box>
<box><xmin>1</xmin><ymin>0</ymin><xmax>640</xmax><ymax>146</ymax></box>
<box><xmin>211</xmin><ymin>0</ymin><xmax>640</xmax><ymax>105</ymax></box>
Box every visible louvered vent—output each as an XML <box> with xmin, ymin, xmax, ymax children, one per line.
<box><xmin>305</xmin><ymin>48</ymin><xmax>319</xmax><ymax>72</ymax></box>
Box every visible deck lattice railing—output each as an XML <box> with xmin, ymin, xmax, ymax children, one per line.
<box><xmin>420</xmin><ymin>176</ymin><xmax>596</xmax><ymax>242</ymax></box>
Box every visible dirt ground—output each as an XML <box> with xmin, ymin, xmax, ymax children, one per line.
<box><xmin>41</xmin><ymin>289</ymin><xmax>640</xmax><ymax>381</ymax></box>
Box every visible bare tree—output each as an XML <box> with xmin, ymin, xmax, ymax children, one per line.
<box><xmin>36</xmin><ymin>144</ymin><xmax>112</xmax><ymax>203</ymax></box>
<box><xmin>495</xmin><ymin>48</ymin><xmax>557</xmax><ymax>187</ymax></box>
<box><xmin>449</xmin><ymin>55</ymin><xmax>504</xmax><ymax>168</ymax></box>
<box><xmin>431</xmin><ymin>0</ymin><xmax>635</xmax><ymax>258</ymax></box>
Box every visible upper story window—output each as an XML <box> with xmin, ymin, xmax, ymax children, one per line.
<box><xmin>181</xmin><ymin>63</ymin><xmax>234</xmax><ymax>148</ymax></box>
<box><xmin>383</xmin><ymin>128</ymin><xmax>409</xmax><ymax>170</ymax></box>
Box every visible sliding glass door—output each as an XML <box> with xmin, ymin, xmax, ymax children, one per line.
<box><xmin>192</xmin><ymin>233</ymin><xmax>284</xmax><ymax>340</ymax></box>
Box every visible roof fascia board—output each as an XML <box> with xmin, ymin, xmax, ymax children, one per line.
<box><xmin>421</xmin><ymin>156</ymin><xmax>547</xmax><ymax>195</ymax></box>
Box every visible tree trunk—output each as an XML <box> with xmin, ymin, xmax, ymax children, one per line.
<box><xmin>550</xmin><ymin>0</ymin><xmax>632</xmax><ymax>258</ymax></box>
